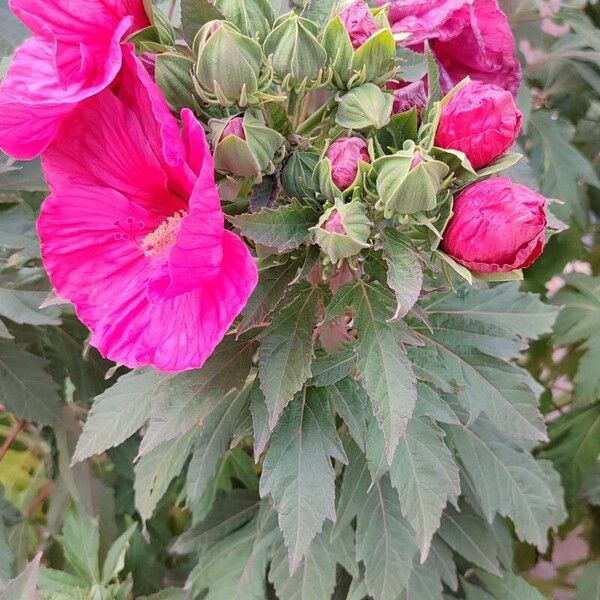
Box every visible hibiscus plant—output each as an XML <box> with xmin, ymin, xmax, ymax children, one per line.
<box><xmin>0</xmin><ymin>0</ymin><xmax>599</xmax><ymax>599</ymax></box>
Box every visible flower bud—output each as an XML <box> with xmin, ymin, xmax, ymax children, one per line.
<box><xmin>328</xmin><ymin>137</ymin><xmax>370</xmax><ymax>190</ymax></box>
<box><xmin>310</xmin><ymin>200</ymin><xmax>371</xmax><ymax>263</ymax></box>
<box><xmin>210</xmin><ymin>112</ymin><xmax>285</xmax><ymax>178</ymax></box>
<box><xmin>194</xmin><ymin>21</ymin><xmax>265</xmax><ymax>106</ymax></box>
<box><xmin>435</xmin><ymin>81</ymin><xmax>523</xmax><ymax>169</ymax></box>
<box><xmin>215</xmin><ymin>0</ymin><xmax>275</xmax><ymax>42</ymax></box>
<box><xmin>388</xmin><ymin>80</ymin><xmax>427</xmax><ymax>114</ymax></box>
<box><xmin>373</xmin><ymin>142</ymin><xmax>449</xmax><ymax>217</ymax></box>
<box><xmin>315</xmin><ymin>136</ymin><xmax>371</xmax><ymax>200</ymax></box>
<box><xmin>441</xmin><ymin>177</ymin><xmax>547</xmax><ymax>273</ymax></box>
<box><xmin>323</xmin><ymin>0</ymin><xmax>395</xmax><ymax>88</ymax></box>
<box><xmin>263</xmin><ymin>13</ymin><xmax>327</xmax><ymax>88</ymax></box>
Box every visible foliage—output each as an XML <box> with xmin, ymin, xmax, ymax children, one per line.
<box><xmin>0</xmin><ymin>0</ymin><xmax>599</xmax><ymax>599</ymax></box>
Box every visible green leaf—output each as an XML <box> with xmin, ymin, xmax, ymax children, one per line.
<box><xmin>332</xmin><ymin>280</ymin><xmax>417</xmax><ymax>462</ymax></box>
<box><xmin>308</xmin><ymin>347</ymin><xmax>356</xmax><ymax>388</ymax></box>
<box><xmin>356</xmin><ymin>476</ymin><xmax>418</xmax><ymax>600</ymax></box>
<box><xmin>422</xmin><ymin>283</ymin><xmax>558</xmax><ymax>343</ymax></box>
<box><xmin>399</xmin><ymin>561</ymin><xmax>444</xmax><ymax>600</ymax></box>
<box><xmin>239</xmin><ymin>257</ymin><xmax>303</xmax><ymax>334</ymax></box>
<box><xmin>139</xmin><ymin>333</ymin><xmax>257</xmax><ymax>456</ymax></box>
<box><xmin>328</xmin><ymin>377</ymin><xmax>368</xmax><ymax>451</ymax></box>
<box><xmin>428</xmin><ymin>538</ymin><xmax>458</xmax><ymax>592</ymax></box>
<box><xmin>73</xmin><ymin>370</ymin><xmax>161</xmax><ymax>463</ymax></box>
<box><xmin>187</xmin><ymin>502</ymin><xmax>278</xmax><ymax>600</ymax></box>
<box><xmin>541</xmin><ymin>403</ymin><xmax>600</xmax><ymax>506</ymax></box>
<box><xmin>134</xmin><ymin>430</ymin><xmax>196</xmax><ymax>523</ymax></box>
<box><xmin>269</xmin><ymin>523</ymin><xmax>346</xmax><ymax>600</ymax></box>
<box><xmin>249</xmin><ymin>379</ymin><xmax>271</xmax><ymax>459</ymax></box>
<box><xmin>529</xmin><ymin>110</ymin><xmax>600</xmax><ymax>224</ymax></box>
<box><xmin>336</xmin><ymin>83</ymin><xmax>393</xmax><ymax>130</ymax></box>
<box><xmin>410</xmin><ymin>334</ymin><xmax>546</xmax><ymax>445</ymax></box>
<box><xmin>476</xmin><ymin>570</ymin><xmax>546</xmax><ymax>600</ymax></box>
<box><xmin>181</xmin><ymin>0</ymin><xmax>224</xmax><ymax>47</ymax></box>
<box><xmin>0</xmin><ymin>341</ymin><xmax>62</xmax><ymax>426</ymax></box>
<box><xmin>155</xmin><ymin>53</ymin><xmax>196</xmax><ymax>113</ymax></box>
<box><xmin>229</xmin><ymin>202</ymin><xmax>319</xmax><ymax>252</ymax></box>
<box><xmin>448</xmin><ymin>420</ymin><xmax>557</xmax><ymax>551</ymax></box>
<box><xmin>0</xmin><ymin>288</ymin><xmax>59</xmax><ymax>327</ymax></box>
<box><xmin>258</xmin><ymin>285</ymin><xmax>321</xmax><ymax>429</ymax></box>
<box><xmin>260</xmin><ymin>386</ymin><xmax>346</xmax><ymax>571</ymax></box>
<box><xmin>437</xmin><ymin>506</ymin><xmax>502</xmax><ymax>576</ymax></box>
<box><xmin>389</xmin><ymin>418</ymin><xmax>460</xmax><ymax>563</ymax></box>
<box><xmin>576</xmin><ymin>561</ymin><xmax>600</xmax><ymax>600</ymax></box>
<box><xmin>172</xmin><ymin>490</ymin><xmax>260</xmax><ymax>554</ymax></box>
<box><xmin>0</xmin><ymin>554</ymin><xmax>40</xmax><ymax>600</ymax></box>
<box><xmin>101</xmin><ymin>523</ymin><xmax>137</xmax><ymax>586</ymax></box>
<box><xmin>186</xmin><ymin>385</ymin><xmax>250</xmax><ymax>505</ymax></box>
<box><xmin>301</xmin><ymin>0</ymin><xmax>336</xmax><ymax>29</ymax></box>
<box><xmin>60</xmin><ymin>504</ymin><xmax>101</xmax><ymax>585</ymax></box>
<box><xmin>380</xmin><ymin>229</ymin><xmax>423</xmax><ymax>318</ymax></box>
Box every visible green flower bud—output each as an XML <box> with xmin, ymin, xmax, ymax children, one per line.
<box><xmin>282</xmin><ymin>150</ymin><xmax>320</xmax><ymax>200</ymax></box>
<box><xmin>310</xmin><ymin>199</ymin><xmax>371</xmax><ymax>264</ymax></box>
<box><xmin>322</xmin><ymin>2</ymin><xmax>396</xmax><ymax>89</ymax></box>
<box><xmin>210</xmin><ymin>111</ymin><xmax>285</xmax><ymax>179</ymax></box>
<box><xmin>194</xmin><ymin>21</ymin><xmax>267</xmax><ymax>106</ymax></box>
<box><xmin>336</xmin><ymin>83</ymin><xmax>394</xmax><ymax>130</ymax></box>
<box><xmin>373</xmin><ymin>142</ymin><xmax>450</xmax><ymax>217</ymax></box>
<box><xmin>215</xmin><ymin>0</ymin><xmax>275</xmax><ymax>42</ymax></box>
<box><xmin>263</xmin><ymin>13</ymin><xmax>328</xmax><ymax>89</ymax></box>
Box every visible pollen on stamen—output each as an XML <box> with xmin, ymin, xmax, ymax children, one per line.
<box><xmin>141</xmin><ymin>210</ymin><xmax>188</xmax><ymax>257</ymax></box>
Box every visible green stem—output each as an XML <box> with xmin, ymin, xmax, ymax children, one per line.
<box><xmin>288</xmin><ymin>88</ymin><xmax>306</xmax><ymax>131</ymax></box>
<box><xmin>223</xmin><ymin>198</ymin><xmax>250</xmax><ymax>216</ymax></box>
<box><xmin>296</xmin><ymin>99</ymin><xmax>332</xmax><ymax>136</ymax></box>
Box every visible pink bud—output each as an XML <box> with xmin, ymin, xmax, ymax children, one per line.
<box><xmin>435</xmin><ymin>81</ymin><xmax>522</xmax><ymax>169</ymax></box>
<box><xmin>441</xmin><ymin>177</ymin><xmax>547</xmax><ymax>274</ymax></box>
<box><xmin>326</xmin><ymin>137</ymin><xmax>370</xmax><ymax>191</ymax></box>
<box><xmin>388</xmin><ymin>80</ymin><xmax>428</xmax><ymax>114</ymax></box>
<box><xmin>339</xmin><ymin>0</ymin><xmax>380</xmax><ymax>50</ymax></box>
<box><xmin>220</xmin><ymin>117</ymin><xmax>246</xmax><ymax>141</ymax></box>
<box><xmin>410</xmin><ymin>152</ymin><xmax>423</xmax><ymax>169</ymax></box>
<box><xmin>324</xmin><ymin>209</ymin><xmax>347</xmax><ymax>234</ymax></box>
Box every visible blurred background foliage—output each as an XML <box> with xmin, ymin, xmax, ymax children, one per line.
<box><xmin>0</xmin><ymin>0</ymin><xmax>599</xmax><ymax>598</ymax></box>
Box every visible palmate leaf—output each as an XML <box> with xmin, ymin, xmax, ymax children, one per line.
<box><xmin>448</xmin><ymin>420</ymin><xmax>558</xmax><ymax>551</ymax></box>
<box><xmin>258</xmin><ymin>284</ymin><xmax>321</xmax><ymax>429</ymax></box>
<box><xmin>541</xmin><ymin>403</ymin><xmax>600</xmax><ymax>505</ymax></box>
<box><xmin>389</xmin><ymin>418</ymin><xmax>460</xmax><ymax>563</ymax></box>
<box><xmin>139</xmin><ymin>333</ymin><xmax>257</xmax><ymax>456</ymax></box>
<box><xmin>308</xmin><ymin>347</ymin><xmax>356</xmax><ymax>388</ymax></box>
<box><xmin>186</xmin><ymin>385</ymin><xmax>251</xmax><ymax>505</ymax></box>
<box><xmin>327</xmin><ymin>377</ymin><xmax>368</xmax><ymax>452</ymax></box>
<box><xmin>328</xmin><ymin>280</ymin><xmax>417</xmax><ymax>462</ymax></box>
<box><xmin>187</xmin><ymin>502</ymin><xmax>279</xmax><ymax>600</ymax></box>
<box><xmin>134</xmin><ymin>430</ymin><xmax>196</xmax><ymax>523</ymax></box>
<box><xmin>269</xmin><ymin>523</ymin><xmax>354</xmax><ymax>600</ymax></box>
<box><xmin>229</xmin><ymin>202</ymin><xmax>319</xmax><ymax>252</ymax></box>
<box><xmin>437</xmin><ymin>506</ymin><xmax>503</xmax><ymax>577</ymax></box>
<box><xmin>73</xmin><ymin>369</ymin><xmax>162</xmax><ymax>463</ymax></box>
<box><xmin>0</xmin><ymin>340</ymin><xmax>62</xmax><ymax>426</ymax></box>
<box><xmin>528</xmin><ymin>110</ymin><xmax>600</xmax><ymax>224</ymax></box>
<box><xmin>259</xmin><ymin>386</ymin><xmax>346</xmax><ymax>572</ymax></box>
<box><xmin>553</xmin><ymin>274</ymin><xmax>600</xmax><ymax>404</ymax></box>
<box><xmin>356</xmin><ymin>476</ymin><xmax>418</xmax><ymax>600</ymax></box>
<box><xmin>380</xmin><ymin>229</ymin><xmax>423</xmax><ymax>319</ymax></box>
<box><xmin>475</xmin><ymin>570</ymin><xmax>546</xmax><ymax>600</ymax></box>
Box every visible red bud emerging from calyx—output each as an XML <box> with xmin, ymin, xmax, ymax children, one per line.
<box><xmin>435</xmin><ymin>80</ymin><xmax>522</xmax><ymax>169</ymax></box>
<box><xmin>220</xmin><ymin>116</ymin><xmax>246</xmax><ymax>140</ymax></box>
<box><xmin>388</xmin><ymin>80</ymin><xmax>428</xmax><ymax>114</ymax></box>
<box><xmin>442</xmin><ymin>177</ymin><xmax>547</xmax><ymax>274</ymax></box>
<box><xmin>339</xmin><ymin>0</ymin><xmax>381</xmax><ymax>50</ymax></box>
<box><xmin>326</xmin><ymin>136</ymin><xmax>370</xmax><ymax>191</ymax></box>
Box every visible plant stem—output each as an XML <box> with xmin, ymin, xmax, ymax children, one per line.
<box><xmin>296</xmin><ymin>100</ymin><xmax>332</xmax><ymax>136</ymax></box>
<box><xmin>0</xmin><ymin>419</ymin><xmax>25</xmax><ymax>462</ymax></box>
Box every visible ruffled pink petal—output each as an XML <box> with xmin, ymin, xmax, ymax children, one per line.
<box><xmin>9</xmin><ymin>0</ymin><xmax>147</xmax><ymax>41</ymax></box>
<box><xmin>147</xmin><ymin>110</ymin><xmax>225</xmax><ymax>302</ymax></box>
<box><xmin>41</xmin><ymin>65</ymin><xmax>185</xmax><ymax>218</ymax></box>
<box><xmin>38</xmin><ymin>188</ymin><xmax>257</xmax><ymax>371</ymax></box>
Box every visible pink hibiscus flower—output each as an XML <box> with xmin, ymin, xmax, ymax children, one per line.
<box><xmin>37</xmin><ymin>47</ymin><xmax>258</xmax><ymax>372</ymax></box>
<box><xmin>0</xmin><ymin>0</ymin><xmax>150</xmax><ymax>159</ymax></box>
<box><xmin>384</xmin><ymin>0</ymin><xmax>521</xmax><ymax>96</ymax></box>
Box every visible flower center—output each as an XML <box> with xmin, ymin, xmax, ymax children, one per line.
<box><xmin>141</xmin><ymin>210</ymin><xmax>187</xmax><ymax>257</ymax></box>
